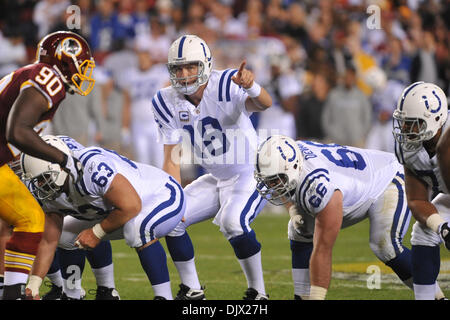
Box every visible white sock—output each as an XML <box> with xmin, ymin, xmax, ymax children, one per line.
<box><xmin>237</xmin><ymin>251</ymin><xmax>265</xmax><ymax>294</ymax></box>
<box><xmin>63</xmin><ymin>277</ymin><xmax>82</xmax><ymax>299</ymax></box>
<box><xmin>92</xmin><ymin>264</ymin><xmax>115</xmax><ymax>288</ymax></box>
<box><xmin>414</xmin><ymin>283</ymin><xmax>436</xmax><ymax>300</ymax></box>
<box><xmin>173</xmin><ymin>258</ymin><xmax>201</xmax><ymax>289</ymax></box>
<box><xmin>435</xmin><ymin>281</ymin><xmax>445</xmax><ymax>300</ymax></box>
<box><xmin>292</xmin><ymin>268</ymin><xmax>310</xmax><ymax>297</ymax></box>
<box><xmin>153</xmin><ymin>281</ymin><xmax>173</xmax><ymax>300</ymax></box>
<box><xmin>4</xmin><ymin>271</ymin><xmax>28</xmax><ymax>286</ymax></box>
<box><xmin>46</xmin><ymin>271</ymin><xmax>63</xmax><ymax>287</ymax></box>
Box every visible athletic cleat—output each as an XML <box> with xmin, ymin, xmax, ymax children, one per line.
<box><xmin>61</xmin><ymin>292</ymin><xmax>82</xmax><ymax>300</ymax></box>
<box><xmin>154</xmin><ymin>296</ymin><xmax>167</xmax><ymax>300</ymax></box>
<box><xmin>89</xmin><ymin>286</ymin><xmax>120</xmax><ymax>300</ymax></box>
<box><xmin>243</xmin><ymin>288</ymin><xmax>269</xmax><ymax>300</ymax></box>
<box><xmin>294</xmin><ymin>294</ymin><xmax>302</xmax><ymax>300</ymax></box>
<box><xmin>41</xmin><ymin>282</ymin><xmax>63</xmax><ymax>300</ymax></box>
<box><xmin>175</xmin><ymin>283</ymin><xmax>206</xmax><ymax>300</ymax></box>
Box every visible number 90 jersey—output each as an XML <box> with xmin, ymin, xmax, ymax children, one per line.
<box><xmin>39</xmin><ymin>137</ymin><xmax>174</xmax><ymax>221</ymax></box>
<box><xmin>0</xmin><ymin>63</ymin><xmax>66</xmax><ymax>166</ymax></box>
<box><xmin>152</xmin><ymin>69</ymin><xmax>257</xmax><ymax>180</ymax></box>
<box><xmin>294</xmin><ymin>141</ymin><xmax>403</xmax><ymax>223</ymax></box>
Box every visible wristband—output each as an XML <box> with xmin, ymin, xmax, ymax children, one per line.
<box><xmin>245</xmin><ymin>81</ymin><xmax>261</xmax><ymax>98</ymax></box>
<box><xmin>309</xmin><ymin>285</ymin><xmax>327</xmax><ymax>300</ymax></box>
<box><xmin>426</xmin><ymin>213</ymin><xmax>445</xmax><ymax>233</ymax></box>
<box><xmin>26</xmin><ymin>275</ymin><xmax>43</xmax><ymax>297</ymax></box>
<box><xmin>92</xmin><ymin>223</ymin><xmax>107</xmax><ymax>239</ymax></box>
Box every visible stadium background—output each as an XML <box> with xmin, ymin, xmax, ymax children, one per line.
<box><xmin>0</xmin><ymin>0</ymin><xmax>449</xmax><ymax>300</ymax></box>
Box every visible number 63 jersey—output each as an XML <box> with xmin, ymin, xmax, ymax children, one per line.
<box><xmin>38</xmin><ymin>136</ymin><xmax>174</xmax><ymax>221</ymax></box>
<box><xmin>294</xmin><ymin>141</ymin><xmax>403</xmax><ymax>225</ymax></box>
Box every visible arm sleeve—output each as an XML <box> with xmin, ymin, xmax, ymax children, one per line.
<box><xmin>296</xmin><ymin>169</ymin><xmax>336</xmax><ymax>217</ymax></box>
<box><xmin>80</xmin><ymin>153</ymin><xmax>118</xmax><ymax>197</ymax></box>
<box><xmin>151</xmin><ymin>90</ymin><xmax>181</xmax><ymax>145</ymax></box>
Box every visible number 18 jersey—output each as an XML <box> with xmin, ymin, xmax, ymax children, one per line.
<box><xmin>294</xmin><ymin>141</ymin><xmax>402</xmax><ymax>222</ymax></box>
<box><xmin>152</xmin><ymin>69</ymin><xmax>257</xmax><ymax>180</ymax></box>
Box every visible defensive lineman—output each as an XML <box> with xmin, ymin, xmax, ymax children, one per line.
<box><xmin>255</xmin><ymin>135</ymin><xmax>444</xmax><ymax>300</ymax></box>
<box><xmin>392</xmin><ymin>81</ymin><xmax>450</xmax><ymax>300</ymax></box>
<box><xmin>22</xmin><ymin>135</ymin><xmax>185</xmax><ymax>300</ymax></box>
<box><xmin>152</xmin><ymin>35</ymin><xmax>272</xmax><ymax>299</ymax></box>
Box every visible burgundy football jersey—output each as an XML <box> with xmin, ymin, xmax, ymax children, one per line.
<box><xmin>0</xmin><ymin>63</ymin><xmax>66</xmax><ymax>166</ymax></box>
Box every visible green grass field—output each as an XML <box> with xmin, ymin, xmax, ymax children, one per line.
<box><xmin>47</xmin><ymin>212</ymin><xmax>450</xmax><ymax>300</ymax></box>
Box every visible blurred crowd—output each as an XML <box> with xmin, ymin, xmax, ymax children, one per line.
<box><xmin>0</xmin><ymin>0</ymin><xmax>449</xmax><ymax>181</ymax></box>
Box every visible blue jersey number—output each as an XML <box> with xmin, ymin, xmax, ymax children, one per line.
<box><xmin>305</xmin><ymin>141</ymin><xmax>366</xmax><ymax>170</ymax></box>
<box><xmin>184</xmin><ymin>116</ymin><xmax>230</xmax><ymax>158</ymax></box>
<box><xmin>91</xmin><ymin>162</ymin><xmax>114</xmax><ymax>187</ymax></box>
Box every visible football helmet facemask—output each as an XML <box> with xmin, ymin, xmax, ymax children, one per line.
<box><xmin>21</xmin><ymin>135</ymin><xmax>72</xmax><ymax>201</ymax></box>
<box><xmin>37</xmin><ymin>31</ymin><xmax>95</xmax><ymax>96</ymax></box>
<box><xmin>393</xmin><ymin>81</ymin><xmax>448</xmax><ymax>151</ymax></box>
<box><xmin>254</xmin><ymin>135</ymin><xmax>303</xmax><ymax>205</ymax></box>
<box><xmin>167</xmin><ymin>35</ymin><xmax>212</xmax><ymax>95</ymax></box>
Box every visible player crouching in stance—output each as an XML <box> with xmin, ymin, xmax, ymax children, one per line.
<box><xmin>392</xmin><ymin>81</ymin><xmax>450</xmax><ymax>300</ymax></box>
<box><xmin>254</xmin><ymin>135</ymin><xmax>445</xmax><ymax>300</ymax></box>
<box><xmin>21</xmin><ymin>135</ymin><xmax>185</xmax><ymax>300</ymax></box>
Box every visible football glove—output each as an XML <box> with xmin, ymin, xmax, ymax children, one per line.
<box><xmin>61</xmin><ymin>153</ymin><xmax>83</xmax><ymax>184</ymax></box>
<box><xmin>439</xmin><ymin>222</ymin><xmax>450</xmax><ymax>251</ymax></box>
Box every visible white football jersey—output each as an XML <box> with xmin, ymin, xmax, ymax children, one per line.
<box><xmin>123</xmin><ymin>64</ymin><xmax>169</xmax><ymax>123</ymax></box>
<box><xmin>394</xmin><ymin>111</ymin><xmax>450</xmax><ymax>195</ymax></box>
<box><xmin>152</xmin><ymin>69</ymin><xmax>258</xmax><ymax>180</ymax></box>
<box><xmin>39</xmin><ymin>137</ymin><xmax>174</xmax><ymax>220</ymax></box>
<box><xmin>294</xmin><ymin>141</ymin><xmax>402</xmax><ymax>223</ymax></box>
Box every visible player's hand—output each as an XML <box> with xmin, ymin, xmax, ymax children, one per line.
<box><xmin>231</xmin><ymin>61</ymin><xmax>254</xmax><ymax>89</ymax></box>
<box><xmin>61</xmin><ymin>154</ymin><xmax>83</xmax><ymax>184</ymax></box>
<box><xmin>439</xmin><ymin>222</ymin><xmax>450</xmax><ymax>250</ymax></box>
<box><xmin>75</xmin><ymin>228</ymin><xmax>101</xmax><ymax>250</ymax></box>
<box><xmin>25</xmin><ymin>288</ymin><xmax>40</xmax><ymax>300</ymax></box>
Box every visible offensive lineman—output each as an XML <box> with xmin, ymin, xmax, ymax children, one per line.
<box><xmin>392</xmin><ymin>81</ymin><xmax>450</xmax><ymax>299</ymax></box>
<box><xmin>152</xmin><ymin>35</ymin><xmax>272</xmax><ymax>299</ymax></box>
<box><xmin>21</xmin><ymin>135</ymin><xmax>186</xmax><ymax>300</ymax></box>
<box><xmin>0</xmin><ymin>31</ymin><xmax>93</xmax><ymax>299</ymax></box>
<box><xmin>254</xmin><ymin>135</ymin><xmax>444</xmax><ymax>300</ymax></box>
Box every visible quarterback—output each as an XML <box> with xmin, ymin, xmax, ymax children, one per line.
<box><xmin>0</xmin><ymin>31</ymin><xmax>93</xmax><ymax>299</ymax></box>
<box><xmin>21</xmin><ymin>135</ymin><xmax>185</xmax><ymax>300</ymax></box>
<box><xmin>152</xmin><ymin>35</ymin><xmax>272</xmax><ymax>299</ymax></box>
<box><xmin>254</xmin><ymin>135</ymin><xmax>444</xmax><ymax>300</ymax></box>
<box><xmin>392</xmin><ymin>81</ymin><xmax>450</xmax><ymax>299</ymax></box>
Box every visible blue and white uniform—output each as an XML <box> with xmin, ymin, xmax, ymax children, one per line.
<box><xmin>40</xmin><ymin>136</ymin><xmax>185</xmax><ymax>250</ymax></box>
<box><xmin>395</xmin><ymin>113</ymin><xmax>450</xmax><ymax>247</ymax></box>
<box><xmin>122</xmin><ymin>64</ymin><xmax>169</xmax><ymax>168</ymax></box>
<box><xmin>289</xmin><ymin>141</ymin><xmax>411</xmax><ymax>263</ymax></box>
<box><xmin>152</xmin><ymin>69</ymin><xmax>265</xmax><ymax>239</ymax></box>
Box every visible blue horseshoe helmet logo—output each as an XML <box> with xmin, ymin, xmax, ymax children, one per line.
<box><xmin>422</xmin><ymin>90</ymin><xmax>442</xmax><ymax>114</ymax></box>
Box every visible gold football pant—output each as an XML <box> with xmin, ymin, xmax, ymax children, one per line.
<box><xmin>0</xmin><ymin>164</ymin><xmax>44</xmax><ymax>274</ymax></box>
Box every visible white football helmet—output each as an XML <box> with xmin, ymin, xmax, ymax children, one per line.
<box><xmin>21</xmin><ymin>135</ymin><xmax>71</xmax><ymax>201</ymax></box>
<box><xmin>254</xmin><ymin>135</ymin><xmax>303</xmax><ymax>205</ymax></box>
<box><xmin>167</xmin><ymin>34</ymin><xmax>213</xmax><ymax>95</ymax></box>
<box><xmin>393</xmin><ymin>81</ymin><xmax>448</xmax><ymax>151</ymax></box>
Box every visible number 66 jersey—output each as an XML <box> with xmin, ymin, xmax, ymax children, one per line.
<box><xmin>294</xmin><ymin>141</ymin><xmax>404</xmax><ymax>226</ymax></box>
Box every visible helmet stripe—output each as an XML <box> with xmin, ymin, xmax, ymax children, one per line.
<box><xmin>399</xmin><ymin>81</ymin><xmax>423</xmax><ymax>111</ymax></box>
<box><xmin>178</xmin><ymin>36</ymin><xmax>187</xmax><ymax>58</ymax></box>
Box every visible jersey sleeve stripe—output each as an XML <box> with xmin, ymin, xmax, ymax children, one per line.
<box><xmin>152</xmin><ymin>97</ymin><xmax>170</xmax><ymax>123</ymax></box>
<box><xmin>225</xmin><ymin>69</ymin><xmax>238</xmax><ymax>102</ymax></box>
<box><xmin>79</xmin><ymin>148</ymin><xmax>102</xmax><ymax>166</ymax></box>
<box><xmin>20</xmin><ymin>79</ymin><xmax>52</xmax><ymax>109</ymax></box>
<box><xmin>218</xmin><ymin>69</ymin><xmax>231</xmax><ymax>102</ymax></box>
<box><xmin>297</xmin><ymin>168</ymin><xmax>330</xmax><ymax>212</ymax></box>
<box><xmin>157</xmin><ymin>91</ymin><xmax>173</xmax><ymax>118</ymax></box>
